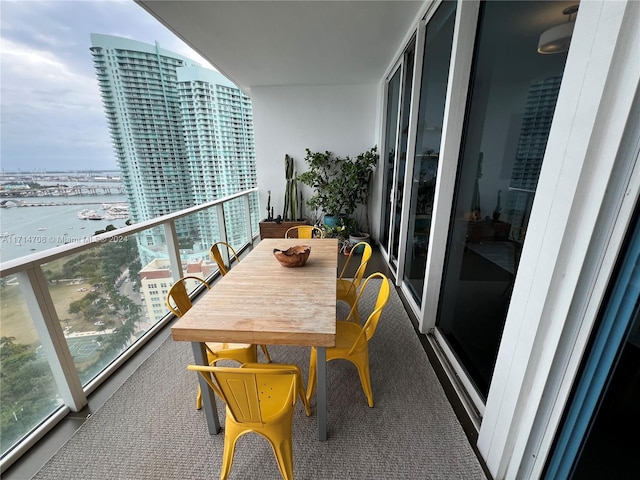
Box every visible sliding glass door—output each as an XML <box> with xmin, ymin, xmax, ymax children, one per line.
<box><xmin>380</xmin><ymin>67</ymin><xmax>402</xmax><ymax>256</ymax></box>
<box><xmin>436</xmin><ymin>1</ymin><xmax>571</xmax><ymax>398</ymax></box>
<box><xmin>402</xmin><ymin>1</ymin><xmax>457</xmax><ymax>305</ymax></box>
<box><xmin>380</xmin><ymin>40</ymin><xmax>415</xmax><ymax>269</ymax></box>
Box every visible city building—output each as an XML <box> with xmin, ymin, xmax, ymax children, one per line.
<box><xmin>90</xmin><ymin>34</ymin><xmax>258</xmax><ymax>263</ymax></box>
<box><xmin>177</xmin><ymin>66</ymin><xmax>258</xmax><ymax>250</ymax></box>
<box><xmin>139</xmin><ymin>258</ymin><xmax>215</xmax><ymax>323</ymax></box>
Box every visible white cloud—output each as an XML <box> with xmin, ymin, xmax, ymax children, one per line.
<box><xmin>2</xmin><ymin>38</ymin><xmax>103</xmax><ymax>112</ymax></box>
<box><xmin>0</xmin><ymin>0</ymin><xmax>213</xmax><ymax>170</ymax></box>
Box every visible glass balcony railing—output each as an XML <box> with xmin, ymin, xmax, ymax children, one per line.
<box><xmin>0</xmin><ymin>188</ymin><xmax>259</xmax><ymax>470</ymax></box>
<box><xmin>0</xmin><ymin>284</ymin><xmax>64</xmax><ymax>455</ymax></box>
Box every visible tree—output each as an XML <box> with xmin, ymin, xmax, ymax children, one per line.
<box><xmin>1</xmin><ymin>337</ymin><xmax>59</xmax><ymax>453</ymax></box>
<box><xmin>297</xmin><ymin>146</ymin><xmax>378</xmax><ymax>227</ymax></box>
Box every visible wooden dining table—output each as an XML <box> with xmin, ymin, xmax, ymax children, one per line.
<box><xmin>171</xmin><ymin>237</ymin><xmax>338</xmax><ymax>441</ymax></box>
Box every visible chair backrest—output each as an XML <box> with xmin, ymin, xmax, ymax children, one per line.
<box><xmin>338</xmin><ymin>242</ymin><xmax>373</xmax><ymax>290</ymax></box>
<box><xmin>284</xmin><ymin>225</ymin><xmax>325</xmax><ymax>239</ymax></box>
<box><xmin>166</xmin><ymin>276</ymin><xmax>210</xmax><ymax>317</ymax></box>
<box><xmin>187</xmin><ymin>365</ymin><xmax>300</xmax><ymax>425</ymax></box>
<box><xmin>345</xmin><ymin>272</ymin><xmax>391</xmax><ymax>349</ymax></box>
<box><xmin>209</xmin><ymin>241</ymin><xmax>240</xmax><ymax>276</ymax></box>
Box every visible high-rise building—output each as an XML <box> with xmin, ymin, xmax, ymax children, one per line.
<box><xmin>177</xmin><ymin>66</ymin><xmax>258</xmax><ymax>249</ymax></box>
<box><xmin>89</xmin><ymin>34</ymin><xmax>257</xmax><ymax>262</ymax></box>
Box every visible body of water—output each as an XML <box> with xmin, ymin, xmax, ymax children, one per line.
<box><xmin>0</xmin><ymin>192</ymin><xmax>129</xmax><ymax>263</ymax></box>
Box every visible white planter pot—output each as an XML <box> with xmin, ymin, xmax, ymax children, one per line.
<box><xmin>349</xmin><ymin>233</ymin><xmax>370</xmax><ymax>253</ymax></box>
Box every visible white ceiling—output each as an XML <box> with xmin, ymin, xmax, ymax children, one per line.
<box><xmin>136</xmin><ymin>1</ymin><xmax>425</xmax><ymax>94</ymax></box>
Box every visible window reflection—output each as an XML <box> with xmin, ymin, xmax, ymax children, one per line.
<box><xmin>437</xmin><ymin>1</ymin><xmax>571</xmax><ymax>398</ymax></box>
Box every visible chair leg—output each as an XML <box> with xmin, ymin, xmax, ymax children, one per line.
<box><xmin>196</xmin><ymin>385</ymin><xmax>203</xmax><ymax>410</ymax></box>
<box><xmin>261</xmin><ymin>344</ymin><xmax>272</xmax><ymax>362</ymax></box>
<box><xmin>220</xmin><ymin>421</ymin><xmax>244</xmax><ymax>480</ymax></box>
<box><xmin>298</xmin><ymin>380</ymin><xmax>312</xmax><ymax>416</ymax></box>
<box><xmin>354</xmin><ymin>353</ymin><xmax>374</xmax><ymax>407</ymax></box>
<box><xmin>270</xmin><ymin>436</ymin><xmax>294</xmax><ymax>480</ymax></box>
<box><xmin>306</xmin><ymin>348</ymin><xmax>317</xmax><ymax>403</ymax></box>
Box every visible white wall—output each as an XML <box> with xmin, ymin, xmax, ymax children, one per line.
<box><xmin>250</xmin><ymin>84</ymin><xmax>379</xmax><ymax>224</ymax></box>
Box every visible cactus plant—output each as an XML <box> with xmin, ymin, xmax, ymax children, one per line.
<box><xmin>283</xmin><ymin>154</ymin><xmax>299</xmax><ymax>221</ymax></box>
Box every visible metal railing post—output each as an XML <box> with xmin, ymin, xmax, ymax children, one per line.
<box><xmin>18</xmin><ymin>267</ymin><xmax>86</xmax><ymax>412</ymax></box>
<box><xmin>243</xmin><ymin>193</ymin><xmax>255</xmax><ymax>245</ymax></box>
<box><xmin>164</xmin><ymin>220</ymin><xmax>182</xmax><ymax>282</ymax></box>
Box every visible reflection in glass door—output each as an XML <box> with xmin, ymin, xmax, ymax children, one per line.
<box><xmin>380</xmin><ymin>41</ymin><xmax>415</xmax><ymax>269</ymax></box>
<box><xmin>436</xmin><ymin>1</ymin><xmax>571</xmax><ymax>398</ymax></box>
<box><xmin>402</xmin><ymin>1</ymin><xmax>457</xmax><ymax>305</ymax></box>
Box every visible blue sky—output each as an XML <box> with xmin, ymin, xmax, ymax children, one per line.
<box><xmin>0</xmin><ymin>0</ymin><xmax>209</xmax><ymax>172</ymax></box>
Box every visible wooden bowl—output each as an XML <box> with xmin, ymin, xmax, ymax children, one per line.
<box><xmin>273</xmin><ymin>245</ymin><xmax>311</xmax><ymax>267</ymax></box>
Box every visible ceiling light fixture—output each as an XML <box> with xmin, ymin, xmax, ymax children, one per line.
<box><xmin>537</xmin><ymin>5</ymin><xmax>579</xmax><ymax>54</ymax></box>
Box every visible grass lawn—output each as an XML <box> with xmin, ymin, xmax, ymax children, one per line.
<box><xmin>0</xmin><ymin>279</ymin><xmax>94</xmax><ymax>346</ymax></box>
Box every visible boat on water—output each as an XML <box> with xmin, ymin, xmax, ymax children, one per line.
<box><xmin>77</xmin><ymin>209</ymin><xmax>103</xmax><ymax>220</ymax></box>
<box><xmin>104</xmin><ymin>212</ymin><xmax>129</xmax><ymax>220</ymax></box>
<box><xmin>101</xmin><ymin>203</ymin><xmax>130</xmax><ymax>220</ymax></box>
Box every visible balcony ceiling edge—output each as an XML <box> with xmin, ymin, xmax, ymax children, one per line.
<box><xmin>135</xmin><ymin>0</ymin><xmax>424</xmax><ymax>94</ymax></box>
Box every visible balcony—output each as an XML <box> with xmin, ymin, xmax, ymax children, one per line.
<box><xmin>0</xmin><ymin>190</ymin><xmax>258</xmax><ymax>468</ymax></box>
<box><xmin>0</xmin><ymin>188</ymin><xmax>487</xmax><ymax>479</ymax></box>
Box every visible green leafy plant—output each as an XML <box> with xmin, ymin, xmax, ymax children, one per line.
<box><xmin>323</xmin><ymin>221</ymin><xmax>348</xmax><ymax>242</ymax></box>
<box><xmin>297</xmin><ymin>146</ymin><xmax>378</xmax><ymax>225</ymax></box>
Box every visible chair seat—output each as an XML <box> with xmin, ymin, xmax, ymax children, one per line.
<box><xmin>205</xmin><ymin>342</ymin><xmax>257</xmax><ymax>365</ymax></box>
<box><xmin>206</xmin><ymin>341</ymin><xmax>254</xmax><ymax>354</ymax></box>
<box><xmin>336</xmin><ymin>278</ymin><xmax>355</xmax><ymax>300</ymax></box>
<box><xmin>325</xmin><ymin>321</ymin><xmax>367</xmax><ymax>359</ymax></box>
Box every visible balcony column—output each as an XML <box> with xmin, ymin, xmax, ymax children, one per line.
<box><xmin>18</xmin><ymin>267</ymin><xmax>86</xmax><ymax>411</ymax></box>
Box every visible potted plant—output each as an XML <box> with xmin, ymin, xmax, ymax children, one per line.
<box><xmin>297</xmin><ymin>146</ymin><xmax>378</xmax><ymax>235</ymax></box>
<box><xmin>259</xmin><ymin>155</ymin><xmax>309</xmax><ymax>239</ymax></box>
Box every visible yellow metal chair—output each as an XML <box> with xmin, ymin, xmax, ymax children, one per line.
<box><xmin>307</xmin><ymin>272</ymin><xmax>391</xmax><ymax>408</ymax></box>
<box><xmin>336</xmin><ymin>241</ymin><xmax>372</xmax><ymax>324</ymax></box>
<box><xmin>209</xmin><ymin>241</ymin><xmax>240</xmax><ymax>276</ymax></box>
<box><xmin>188</xmin><ymin>363</ymin><xmax>312</xmax><ymax>480</ymax></box>
<box><xmin>284</xmin><ymin>225</ymin><xmax>325</xmax><ymax>239</ymax></box>
<box><xmin>166</xmin><ymin>276</ymin><xmax>259</xmax><ymax>410</ymax></box>
<box><xmin>208</xmin><ymin>241</ymin><xmax>272</xmax><ymax>363</ymax></box>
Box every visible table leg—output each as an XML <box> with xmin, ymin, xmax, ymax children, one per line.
<box><xmin>191</xmin><ymin>342</ymin><xmax>221</xmax><ymax>434</ymax></box>
<box><xmin>317</xmin><ymin>346</ymin><xmax>327</xmax><ymax>441</ymax></box>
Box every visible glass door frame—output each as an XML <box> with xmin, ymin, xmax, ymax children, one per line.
<box><xmin>390</xmin><ymin>32</ymin><xmax>421</xmax><ymax>284</ymax></box>
<box><xmin>411</xmin><ymin>1</ymin><xmax>486</xmax><ymax>414</ymax></box>
<box><xmin>380</xmin><ymin>52</ymin><xmax>412</xmax><ymax>274</ymax></box>
<box><xmin>379</xmin><ymin>0</ymin><xmax>485</xmax><ymax>412</ymax></box>
<box><xmin>379</xmin><ymin>60</ymin><xmax>403</xmax><ymax>267</ymax></box>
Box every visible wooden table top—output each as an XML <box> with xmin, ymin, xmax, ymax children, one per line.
<box><xmin>171</xmin><ymin>238</ymin><xmax>338</xmax><ymax>347</ymax></box>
